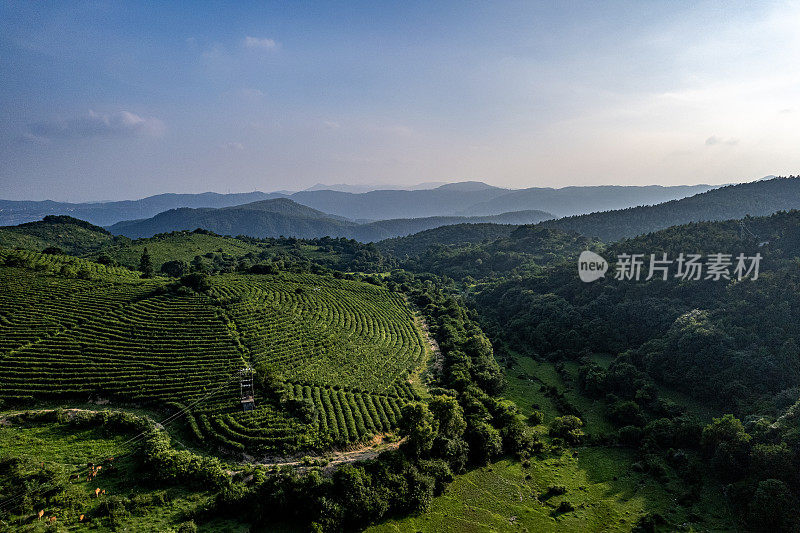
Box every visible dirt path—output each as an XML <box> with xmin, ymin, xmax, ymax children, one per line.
<box><xmin>416</xmin><ymin>314</ymin><xmax>443</xmax><ymax>373</ymax></box>
<box><xmin>251</xmin><ymin>434</ymin><xmax>405</xmax><ymax>471</ymax></box>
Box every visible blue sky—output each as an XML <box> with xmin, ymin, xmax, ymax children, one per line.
<box><xmin>1</xmin><ymin>1</ymin><xmax>799</xmax><ymax>201</ymax></box>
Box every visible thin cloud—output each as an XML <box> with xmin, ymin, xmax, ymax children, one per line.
<box><xmin>27</xmin><ymin>111</ymin><xmax>165</xmax><ymax>140</ymax></box>
<box><xmin>222</xmin><ymin>142</ymin><xmax>245</xmax><ymax>151</ymax></box>
<box><xmin>244</xmin><ymin>36</ymin><xmax>278</xmax><ymax>50</ymax></box>
<box><xmin>705</xmin><ymin>135</ymin><xmax>738</xmax><ymax>146</ymax></box>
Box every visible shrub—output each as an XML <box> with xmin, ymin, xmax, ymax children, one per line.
<box><xmin>528</xmin><ymin>409</ymin><xmax>544</xmax><ymax>425</ymax></box>
<box><xmin>748</xmin><ymin>479</ymin><xmax>797</xmax><ymax>532</ymax></box>
<box><xmin>549</xmin><ymin>415</ymin><xmax>584</xmax><ymax>445</ymax></box>
<box><xmin>556</xmin><ymin>500</ymin><xmax>575</xmax><ymax>513</ymax></box>
<box><xmin>179</xmin><ymin>272</ymin><xmax>210</xmax><ymax>292</ymax></box>
<box><xmin>161</xmin><ymin>260</ymin><xmax>189</xmax><ymax>277</ymax></box>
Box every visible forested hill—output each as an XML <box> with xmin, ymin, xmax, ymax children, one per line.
<box><xmin>105</xmin><ymin>198</ymin><xmax>552</xmax><ymax>241</ymax></box>
<box><xmin>390</xmin><ymin>225</ymin><xmax>600</xmax><ymax>281</ymax></box>
<box><xmin>106</xmin><ymin>198</ymin><xmax>354</xmax><ymax>240</ymax></box>
<box><xmin>540</xmin><ymin>175</ymin><xmax>800</xmax><ymax>241</ymax></box>
<box><xmin>470</xmin><ymin>210</ymin><xmax>800</xmax><ymax>530</ymax></box>
<box><xmin>0</xmin><ymin>215</ymin><xmax>120</xmax><ymax>254</ymax></box>
<box><xmin>377</xmin><ymin>223</ymin><xmax>519</xmax><ymax>258</ymax></box>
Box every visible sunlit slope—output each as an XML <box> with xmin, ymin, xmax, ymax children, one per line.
<box><xmin>0</xmin><ymin>249</ymin><xmax>426</xmax><ymax>453</ymax></box>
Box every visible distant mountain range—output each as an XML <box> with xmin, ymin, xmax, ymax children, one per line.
<box><xmin>5</xmin><ymin>175</ymin><xmax>800</xmax><ymax>259</ymax></box>
<box><xmin>0</xmin><ymin>181</ymin><xmax>716</xmax><ymax>226</ymax></box>
<box><xmin>0</xmin><ymin>192</ymin><xmax>280</xmax><ymax>227</ymax></box>
<box><xmin>371</xmin><ymin>175</ymin><xmax>800</xmax><ymax>257</ymax></box>
<box><xmin>302</xmin><ymin>181</ymin><xmax>448</xmax><ymax>193</ymax></box>
<box><xmin>105</xmin><ymin>198</ymin><xmax>553</xmax><ymax>241</ymax></box>
<box><xmin>455</xmin><ymin>184</ymin><xmax>716</xmax><ymax>217</ymax></box>
<box><xmin>541</xmin><ymin>176</ymin><xmax>800</xmax><ymax>241</ymax></box>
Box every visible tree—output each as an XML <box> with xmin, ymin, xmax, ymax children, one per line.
<box><xmin>500</xmin><ymin>417</ymin><xmax>534</xmax><ymax>456</ymax></box>
<box><xmin>549</xmin><ymin>415</ymin><xmax>584</xmax><ymax>445</ymax></box>
<box><xmin>287</xmin><ymin>398</ymin><xmax>317</xmax><ymax>424</ymax></box>
<box><xmin>750</xmin><ymin>443</ymin><xmax>795</xmax><ymax>483</ymax></box>
<box><xmin>748</xmin><ymin>479</ymin><xmax>797</xmax><ymax>532</ymax></box>
<box><xmin>332</xmin><ymin>465</ymin><xmax>387</xmax><ymax>527</ymax></box>
<box><xmin>179</xmin><ymin>273</ymin><xmax>210</xmax><ymax>292</ymax></box>
<box><xmin>139</xmin><ymin>247</ymin><xmax>154</xmax><ymax>278</ymax></box>
<box><xmin>528</xmin><ymin>410</ymin><xmax>544</xmax><ymax>425</ymax></box>
<box><xmin>429</xmin><ymin>395</ymin><xmax>466</xmax><ymax>439</ymax></box>
<box><xmin>399</xmin><ymin>403</ymin><xmax>437</xmax><ymax>458</ymax></box>
<box><xmin>254</xmin><ymin>364</ymin><xmax>286</xmax><ymax>401</ymax></box>
<box><xmin>161</xmin><ymin>260</ymin><xmax>189</xmax><ymax>278</ymax></box>
<box><xmin>466</xmin><ymin>421</ymin><xmax>502</xmax><ymax>465</ymax></box>
<box><xmin>96</xmin><ymin>254</ymin><xmax>116</xmax><ymax>266</ymax></box>
<box><xmin>701</xmin><ymin>414</ymin><xmax>751</xmax><ymax>480</ymax></box>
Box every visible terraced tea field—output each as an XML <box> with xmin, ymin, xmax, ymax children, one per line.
<box><xmin>0</xmin><ymin>248</ymin><xmax>427</xmax><ymax>454</ymax></box>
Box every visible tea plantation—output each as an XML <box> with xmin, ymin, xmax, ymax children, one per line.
<box><xmin>0</xmin><ymin>247</ymin><xmax>426</xmax><ymax>455</ymax></box>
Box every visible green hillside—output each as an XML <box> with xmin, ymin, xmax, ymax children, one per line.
<box><xmin>95</xmin><ymin>230</ymin><xmax>273</xmax><ymax>270</ymax></box>
<box><xmin>0</xmin><ymin>215</ymin><xmax>118</xmax><ymax>254</ymax></box>
<box><xmin>0</xmin><ymin>248</ymin><xmax>426</xmax><ymax>454</ymax></box>
<box><xmin>0</xmin><ymin>217</ymin><xmax>396</xmax><ymax>274</ymax></box>
<box><xmin>106</xmin><ymin>199</ymin><xmax>356</xmax><ymax>240</ymax></box>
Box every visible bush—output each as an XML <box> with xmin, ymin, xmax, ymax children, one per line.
<box><xmin>161</xmin><ymin>260</ymin><xmax>189</xmax><ymax>277</ymax></box>
<box><xmin>556</xmin><ymin>500</ymin><xmax>575</xmax><ymax>513</ymax></box>
<box><xmin>618</xmin><ymin>425</ymin><xmax>643</xmax><ymax>447</ymax></box>
<box><xmin>748</xmin><ymin>479</ymin><xmax>797</xmax><ymax>532</ymax></box>
<box><xmin>549</xmin><ymin>415</ymin><xmax>584</xmax><ymax>445</ymax></box>
<box><xmin>177</xmin><ymin>520</ymin><xmax>199</xmax><ymax>533</ymax></box>
<box><xmin>179</xmin><ymin>272</ymin><xmax>210</xmax><ymax>292</ymax></box>
<box><xmin>528</xmin><ymin>409</ymin><xmax>544</xmax><ymax>425</ymax></box>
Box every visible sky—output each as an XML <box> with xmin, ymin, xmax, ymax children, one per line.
<box><xmin>1</xmin><ymin>1</ymin><xmax>800</xmax><ymax>201</ymax></box>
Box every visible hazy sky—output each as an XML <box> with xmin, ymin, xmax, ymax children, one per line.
<box><xmin>2</xmin><ymin>1</ymin><xmax>799</xmax><ymax>201</ymax></box>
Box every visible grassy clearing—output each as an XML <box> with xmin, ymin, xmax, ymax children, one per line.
<box><xmin>370</xmin><ymin>350</ymin><xmax>736</xmax><ymax>532</ymax></box>
<box><xmin>0</xmin><ymin>414</ymin><xmax>248</xmax><ymax>532</ymax></box>
<box><xmin>503</xmin><ymin>354</ymin><xmax>612</xmax><ymax>434</ymax></box>
<box><xmin>367</xmin><ymin>451</ymin><xmax>664</xmax><ymax>533</ymax></box>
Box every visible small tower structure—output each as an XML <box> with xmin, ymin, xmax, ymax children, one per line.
<box><xmin>239</xmin><ymin>367</ymin><xmax>255</xmax><ymax>411</ymax></box>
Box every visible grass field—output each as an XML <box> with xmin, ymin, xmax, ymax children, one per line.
<box><xmin>0</xmin><ymin>412</ymin><xmax>248</xmax><ymax>532</ymax></box>
<box><xmin>371</xmin><ymin>350</ymin><xmax>735</xmax><ymax>532</ymax></box>
<box><xmin>0</xmin><ymin>251</ymin><xmax>427</xmax><ymax>455</ymax></box>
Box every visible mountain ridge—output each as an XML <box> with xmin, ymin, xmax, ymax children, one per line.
<box><xmin>1</xmin><ymin>181</ymin><xmax>720</xmax><ymax>226</ymax></box>
<box><xmin>104</xmin><ymin>198</ymin><xmax>553</xmax><ymax>241</ymax></box>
